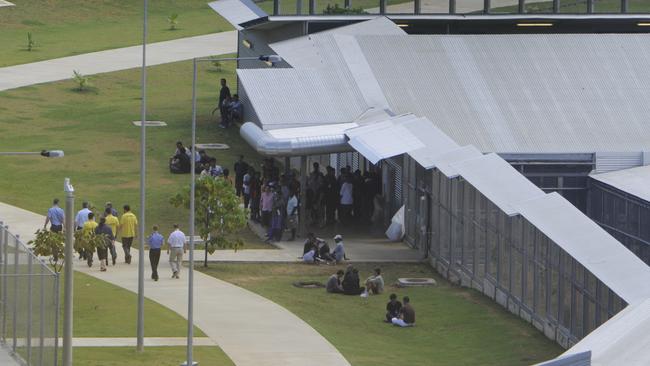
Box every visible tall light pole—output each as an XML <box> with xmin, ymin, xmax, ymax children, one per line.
<box><xmin>0</xmin><ymin>150</ymin><xmax>64</xmax><ymax>157</ymax></box>
<box><xmin>183</xmin><ymin>54</ymin><xmax>282</xmax><ymax>366</ymax></box>
<box><xmin>62</xmin><ymin>178</ymin><xmax>74</xmax><ymax>366</ymax></box>
<box><xmin>136</xmin><ymin>0</ymin><xmax>148</xmax><ymax>353</ymax></box>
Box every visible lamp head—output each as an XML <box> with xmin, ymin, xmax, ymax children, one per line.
<box><xmin>41</xmin><ymin>150</ymin><xmax>65</xmax><ymax>158</ymax></box>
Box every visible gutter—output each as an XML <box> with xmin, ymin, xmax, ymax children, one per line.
<box><xmin>239</xmin><ymin>122</ymin><xmax>353</xmax><ymax>157</ymax></box>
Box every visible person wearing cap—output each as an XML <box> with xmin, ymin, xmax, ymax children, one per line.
<box><xmin>332</xmin><ymin>234</ymin><xmax>347</xmax><ymax>263</ymax></box>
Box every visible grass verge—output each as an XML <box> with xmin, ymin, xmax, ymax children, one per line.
<box><xmin>200</xmin><ymin>262</ymin><xmax>562</xmax><ymax>366</ymax></box>
<box><xmin>0</xmin><ymin>0</ymin><xmax>232</xmax><ymax>67</ymax></box>
<box><xmin>72</xmin><ymin>346</ymin><xmax>233</xmax><ymax>366</ymax></box>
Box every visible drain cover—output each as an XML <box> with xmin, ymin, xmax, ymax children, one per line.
<box><xmin>195</xmin><ymin>143</ymin><xmax>230</xmax><ymax>150</ymax></box>
<box><xmin>397</xmin><ymin>278</ymin><xmax>436</xmax><ymax>287</ymax></box>
<box><xmin>132</xmin><ymin>121</ymin><xmax>167</xmax><ymax>127</ymax></box>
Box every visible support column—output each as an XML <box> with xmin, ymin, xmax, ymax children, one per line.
<box><xmin>300</xmin><ymin>156</ymin><xmax>308</xmax><ymax>237</ymax></box>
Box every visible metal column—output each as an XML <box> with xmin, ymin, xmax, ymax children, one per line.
<box><xmin>62</xmin><ymin>178</ymin><xmax>74</xmax><ymax>366</ymax></box>
<box><xmin>300</xmin><ymin>156</ymin><xmax>308</xmax><ymax>236</ymax></box>
<box><xmin>449</xmin><ymin>0</ymin><xmax>456</xmax><ymax>14</ymax></box>
<box><xmin>379</xmin><ymin>0</ymin><xmax>386</xmax><ymax>14</ymax></box>
<box><xmin>484</xmin><ymin>0</ymin><xmax>490</xmax><ymax>13</ymax></box>
<box><xmin>273</xmin><ymin>0</ymin><xmax>280</xmax><ymax>14</ymax></box>
<box><xmin>518</xmin><ymin>0</ymin><xmax>525</xmax><ymax>13</ymax></box>
<box><xmin>309</xmin><ymin>0</ymin><xmax>315</xmax><ymax>14</ymax></box>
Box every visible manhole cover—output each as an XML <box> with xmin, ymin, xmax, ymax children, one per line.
<box><xmin>397</xmin><ymin>278</ymin><xmax>436</xmax><ymax>287</ymax></box>
<box><xmin>195</xmin><ymin>143</ymin><xmax>230</xmax><ymax>150</ymax></box>
<box><xmin>132</xmin><ymin>121</ymin><xmax>167</xmax><ymax>127</ymax></box>
<box><xmin>292</xmin><ymin>281</ymin><xmax>325</xmax><ymax>289</ymax></box>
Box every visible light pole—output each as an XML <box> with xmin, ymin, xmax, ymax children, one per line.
<box><xmin>183</xmin><ymin>54</ymin><xmax>282</xmax><ymax>366</ymax></box>
<box><xmin>0</xmin><ymin>150</ymin><xmax>64</xmax><ymax>157</ymax></box>
<box><xmin>62</xmin><ymin>178</ymin><xmax>74</xmax><ymax>366</ymax></box>
<box><xmin>136</xmin><ymin>0</ymin><xmax>148</xmax><ymax>353</ymax></box>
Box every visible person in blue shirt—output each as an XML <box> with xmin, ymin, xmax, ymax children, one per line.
<box><xmin>44</xmin><ymin>198</ymin><xmax>65</xmax><ymax>233</ymax></box>
<box><xmin>147</xmin><ymin>225</ymin><xmax>164</xmax><ymax>281</ymax></box>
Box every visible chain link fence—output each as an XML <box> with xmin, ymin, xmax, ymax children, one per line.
<box><xmin>0</xmin><ymin>223</ymin><xmax>59</xmax><ymax>366</ymax></box>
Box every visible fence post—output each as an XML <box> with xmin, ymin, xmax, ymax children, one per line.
<box><xmin>54</xmin><ymin>274</ymin><xmax>60</xmax><ymax>366</ymax></box>
<box><xmin>39</xmin><ymin>265</ymin><xmax>45</xmax><ymax>366</ymax></box>
<box><xmin>2</xmin><ymin>225</ymin><xmax>7</xmax><ymax>343</ymax></box>
<box><xmin>12</xmin><ymin>234</ymin><xmax>19</xmax><ymax>353</ymax></box>
<box><xmin>0</xmin><ymin>222</ymin><xmax>3</xmax><ymax>344</ymax></box>
<box><xmin>26</xmin><ymin>254</ymin><xmax>33</xmax><ymax>364</ymax></box>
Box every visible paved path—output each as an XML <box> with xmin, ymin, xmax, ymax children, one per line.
<box><xmin>0</xmin><ymin>32</ymin><xmax>237</xmax><ymax>92</ymax></box>
<box><xmin>0</xmin><ymin>202</ymin><xmax>350</xmax><ymax>366</ymax></box>
<box><xmin>0</xmin><ymin>345</ymin><xmax>20</xmax><ymax>366</ymax></box>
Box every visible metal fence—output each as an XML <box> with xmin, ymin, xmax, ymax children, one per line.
<box><xmin>404</xmin><ymin>161</ymin><xmax>626</xmax><ymax>349</ymax></box>
<box><xmin>0</xmin><ymin>223</ymin><xmax>60</xmax><ymax>366</ymax></box>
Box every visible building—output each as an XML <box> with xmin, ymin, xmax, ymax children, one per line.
<box><xmin>210</xmin><ymin>1</ymin><xmax>650</xmax><ymax>364</ymax></box>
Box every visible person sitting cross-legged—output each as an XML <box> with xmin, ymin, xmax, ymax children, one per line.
<box><xmin>326</xmin><ymin>270</ymin><xmax>345</xmax><ymax>294</ymax></box>
<box><xmin>391</xmin><ymin>296</ymin><xmax>415</xmax><ymax>327</ymax></box>
<box><xmin>365</xmin><ymin>267</ymin><xmax>384</xmax><ymax>295</ymax></box>
<box><xmin>385</xmin><ymin>293</ymin><xmax>402</xmax><ymax>323</ymax></box>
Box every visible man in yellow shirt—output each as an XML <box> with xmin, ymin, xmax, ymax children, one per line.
<box><xmin>82</xmin><ymin>212</ymin><xmax>99</xmax><ymax>267</ymax></box>
<box><xmin>120</xmin><ymin>204</ymin><xmax>138</xmax><ymax>264</ymax></box>
<box><xmin>104</xmin><ymin>207</ymin><xmax>120</xmax><ymax>265</ymax></box>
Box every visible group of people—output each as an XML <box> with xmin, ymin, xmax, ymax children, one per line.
<box><xmin>44</xmin><ymin>199</ymin><xmax>189</xmax><ymax>281</ymax></box>
<box><xmin>215</xmin><ymin>78</ymin><xmax>242</xmax><ymax>129</ymax></box>
<box><xmin>301</xmin><ymin>233</ymin><xmax>347</xmax><ymax>264</ymax></box>
<box><xmin>325</xmin><ymin>265</ymin><xmax>415</xmax><ymax>327</ymax></box>
<box><xmin>306</xmin><ymin>162</ymin><xmax>382</xmax><ymax>228</ymax></box>
<box><xmin>169</xmin><ymin>141</ymin><xmax>230</xmax><ymax>177</ymax></box>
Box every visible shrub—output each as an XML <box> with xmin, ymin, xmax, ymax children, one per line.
<box><xmin>167</xmin><ymin>13</ymin><xmax>179</xmax><ymax>30</ymax></box>
<box><xmin>72</xmin><ymin>70</ymin><xmax>92</xmax><ymax>91</ymax></box>
<box><xmin>323</xmin><ymin>3</ymin><xmax>366</xmax><ymax>14</ymax></box>
<box><xmin>26</xmin><ymin>32</ymin><xmax>35</xmax><ymax>51</ymax></box>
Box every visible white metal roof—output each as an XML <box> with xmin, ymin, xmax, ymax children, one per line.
<box><xmin>267</xmin><ymin>123</ymin><xmax>358</xmax><ymax>139</ymax></box>
<box><xmin>354</xmin><ymin>33</ymin><xmax>650</xmax><ymax>154</ymax></box>
<box><xmin>590</xmin><ymin>164</ymin><xmax>650</xmax><ymax>203</ymax></box>
<box><xmin>425</xmin><ymin>145</ymin><xmax>483</xmax><ymax>177</ymax></box>
<box><xmin>346</xmin><ymin>119</ymin><xmax>424</xmax><ymax>164</ymax></box>
<box><xmin>208</xmin><ymin>0</ymin><xmax>267</xmax><ymax>30</ymax></box>
<box><xmin>450</xmin><ymin>153</ymin><xmax>546</xmax><ymax>216</ymax></box>
<box><xmin>513</xmin><ymin>193</ymin><xmax>650</xmax><ymax>305</ymax></box>
<box><xmin>269</xmin><ymin>17</ymin><xmax>404</xmax><ymax>69</ymax></box>
<box><xmin>562</xmin><ymin>298</ymin><xmax>650</xmax><ymax>366</ymax></box>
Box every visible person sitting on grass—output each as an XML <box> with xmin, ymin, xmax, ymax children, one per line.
<box><xmin>365</xmin><ymin>268</ymin><xmax>384</xmax><ymax>295</ymax></box>
<box><xmin>302</xmin><ymin>246</ymin><xmax>316</xmax><ymax>264</ymax></box>
<box><xmin>317</xmin><ymin>240</ymin><xmax>334</xmax><ymax>263</ymax></box>
<box><xmin>326</xmin><ymin>270</ymin><xmax>345</xmax><ymax>294</ymax></box>
<box><xmin>303</xmin><ymin>232</ymin><xmax>318</xmax><ymax>255</ymax></box>
<box><xmin>342</xmin><ymin>265</ymin><xmax>365</xmax><ymax>295</ymax></box>
<box><xmin>385</xmin><ymin>293</ymin><xmax>402</xmax><ymax>323</ymax></box>
<box><xmin>229</xmin><ymin>94</ymin><xmax>243</xmax><ymax>124</ymax></box>
<box><xmin>170</xmin><ymin>141</ymin><xmax>191</xmax><ymax>174</ymax></box>
<box><xmin>391</xmin><ymin>296</ymin><xmax>415</xmax><ymax>327</ymax></box>
<box><xmin>331</xmin><ymin>234</ymin><xmax>348</xmax><ymax>263</ymax></box>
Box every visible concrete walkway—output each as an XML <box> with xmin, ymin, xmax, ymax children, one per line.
<box><xmin>0</xmin><ymin>31</ymin><xmax>236</xmax><ymax>92</ymax></box>
<box><xmin>0</xmin><ymin>202</ymin><xmax>350</xmax><ymax>366</ymax></box>
<box><xmin>0</xmin><ymin>346</ymin><xmax>20</xmax><ymax>366</ymax></box>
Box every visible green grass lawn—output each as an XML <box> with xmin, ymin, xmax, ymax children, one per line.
<box><xmin>0</xmin><ymin>0</ymin><xmax>232</xmax><ymax>67</ymax></box>
<box><xmin>0</xmin><ymin>58</ymin><xmax>270</xmax><ymax>249</ymax></box>
<box><xmin>65</xmin><ymin>270</ymin><xmax>205</xmax><ymax>337</ymax></box>
<box><xmin>200</xmin><ymin>262</ymin><xmax>563</xmax><ymax>366</ymax></box>
<box><xmin>255</xmin><ymin>0</ymin><xmax>408</xmax><ymax>14</ymax></box>
<box><xmin>72</xmin><ymin>346</ymin><xmax>234</xmax><ymax>366</ymax></box>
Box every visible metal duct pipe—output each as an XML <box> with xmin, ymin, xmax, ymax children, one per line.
<box><xmin>240</xmin><ymin>122</ymin><xmax>353</xmax><ymax>157</ymax></box>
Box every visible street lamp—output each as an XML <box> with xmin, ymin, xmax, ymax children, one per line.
<box><xmin>62</xmin><ymin>178</ymin><xmax>74</xmax><ymax>366</ymax></box>
<box><xmin>0</xmin><ymin>150</ymin><xmax>65</xmax><ymax>157</ymax></box>
<box><xmin>183</xmin><ymin>54</ymin><xmax>283</xmax><ymax>366</ymax></box>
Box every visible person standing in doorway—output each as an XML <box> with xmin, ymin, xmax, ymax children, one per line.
<box><xmin>147</xmin><ymin>225</ymin><xmax>164</xmax><ymax>281</ymax></box>
<box><xmin>234</xmin><ymin>155</ymin><xmax>249</xmax><ymax>197</ymax></box>
<box><xmin>44</xmin><ymin>198</ymin><xmax>64</xmax><ymax>233</ymax></box>
<box><xmin>120</xmin><ymin>204</ymin><xmax>138</xmax><ymax>264</ymax></box>
<box><xmin>218</xmin><ymin>78</ymin><xmax>231</xmax><ymax>128</ymax></box>
<box><xmin>339</xmin><ymin>177</ymin><xmax>354</xmax><ymax>225</ymax></box>
<box><xmin>167</xmin><ymin>224</ymin><xmax>186</xmax><ymax>279</ymax></box>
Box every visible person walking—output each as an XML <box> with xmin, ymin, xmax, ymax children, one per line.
<box><xmin>75</xmin><ymin>201</ymin><xmax>92</xmax><ymax>259</ymax></box>
<box><xmin>82</xmin><ymin>212</ymin><xmax>98</xmax><ymax>267</ymax></box>
<box><xmin>218</xmin><ymin>78</ymin><xmax>231</xmax><ymax>128</ymax></box>
<box><xmin>120</xmin><ymin>204</ymin><xmax>138</xmax><ymax>264</ymax></box>
<box><xmin>234</xmin><ymin>155</ymin><xmax>249</xmax><ymax>197</ymax></box>
<box><xmin>94</xmin><ymin>217</ymin><xmax>114</xmax><ymax>272</ymax></box>
<box><xmin>44</xmin><ymin>198</ymin><xmax>64</xmax><ymax>233</ymax></box>
<box><xmin>104</xmin><ymin>202</ymin><xmax>118</xmax><ymax>217</ymax></box>
<box><xmin>104</xmin><ymin>207</ymin><xmax>119</xmax><ymax>265</ymax></box>
<box><xmin>147</xmin><ymin>225</ymin><xmax>164</xmax><ymax>281</ymax></box>
<box><xmin>167</xmin><ymin>224</ymin><xmax>186</xmax><ymax>279</ymax></box>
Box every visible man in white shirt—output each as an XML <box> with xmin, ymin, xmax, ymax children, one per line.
<box><xmin>286</xmin><ymin>190</ymin><xmax>299</xmax><ymax>241</ymax></box>
<box><xmin>339</xmin><ymin>178</ymin><xmax>354</xmax><ymax>224</ymax></box>
<box><xmin>167</xmin><ymin>224</ymin><xmax>187</xmax><ymax>279</ymax></box>
<box><xmin>75</xmin><ymin>201</ymin><xmax>92</xmax><ymax>230</ymax></box>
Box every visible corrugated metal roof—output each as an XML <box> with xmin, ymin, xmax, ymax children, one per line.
<box><xmin>208</xmin><ymin>0</ymin><xmax>267</xmax><ymax>30</ymax></box>
<box><xmin>269</xmin><ymin>17</ymin><xmax>405</xmax><ymax>68</ymax></box>
<box><xmin>450</xmin><ymin>153</ymin><xmax>546</xmax><ymax>216</ymax></box>
<box><xmin>346</xmin><ymin>118</ymin><xmax>425</xmax><ymax>164</ymax></box>
<box><xmin>590</xmin><ymin>164</ymin><xmax>650</xmax><ymax>203</ymax></box>
<box><xmin>562</xmin><ymin>298</ymin><xmax>650</xmax><ymax>366</ymax></box>
<box><xmin>513</xmin><ymin>193</ymin><xmax>650</xmax><ymax>305</ymax></box>
<box><xmin>237</xmin><ymin>67</ymin><xmax>369</xmax><ymax>129</ymax></box>
<box><xmin>356</xmin><ymin>33</ymin><xmax>650</xmax><ymax>154</ymax></box>
<box><xmin>424</xmin><ymin>145</ymin><xmax>483</xmax><ymax>177</ymax></box>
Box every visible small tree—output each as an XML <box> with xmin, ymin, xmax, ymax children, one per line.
<box><xmin>170</xmin><ymin>175</ymin><xmax>248</xmax><ymax>267</ymax></box>
<box><xmin>29</xmin><ymin>229</ymin><xmax>65</xmax><ymax>273</ymax></box>
<box><xmin>74</xmin><ymin>229</ymin><xmax>107</xmax><ymax>267</ymax></box>
<box><xmin>26</xmin><ymin>32</ymin><xmax>35</xmax><ymax>51</ymax></box>
<box><xmin>167</xmin><ymin>13</ymin><xmax>179</xmax><ymax>30</ymax></box>
<box><xmin>212</xmin><ymin>60</ymin><xmax>223</xmax><ymax>72</ymax></box>
<box><xmin>72</xmin><ymin>70</ymin><xmax>91</xmax><ymax>91</ymax></box>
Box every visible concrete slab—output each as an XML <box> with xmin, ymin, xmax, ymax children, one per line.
<box><xmin>0</xmin><ymin>202</ymin><xmax>350</xmax><ymax>366</ymax></box>
<box><xmin>0</xmin><ymin>31</ymin><xmax>237</xmax><ymax>92</ymax></box>
<box><xmin>0</xmin><ymin>345</ymin><xmax>20</xmax><ymax>366</ymax></box>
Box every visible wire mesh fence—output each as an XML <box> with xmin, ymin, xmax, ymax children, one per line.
<box><xmin>0</xmin><ymin>223</ymin><xmax>59</xmax><ymax>366</ymax></box>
